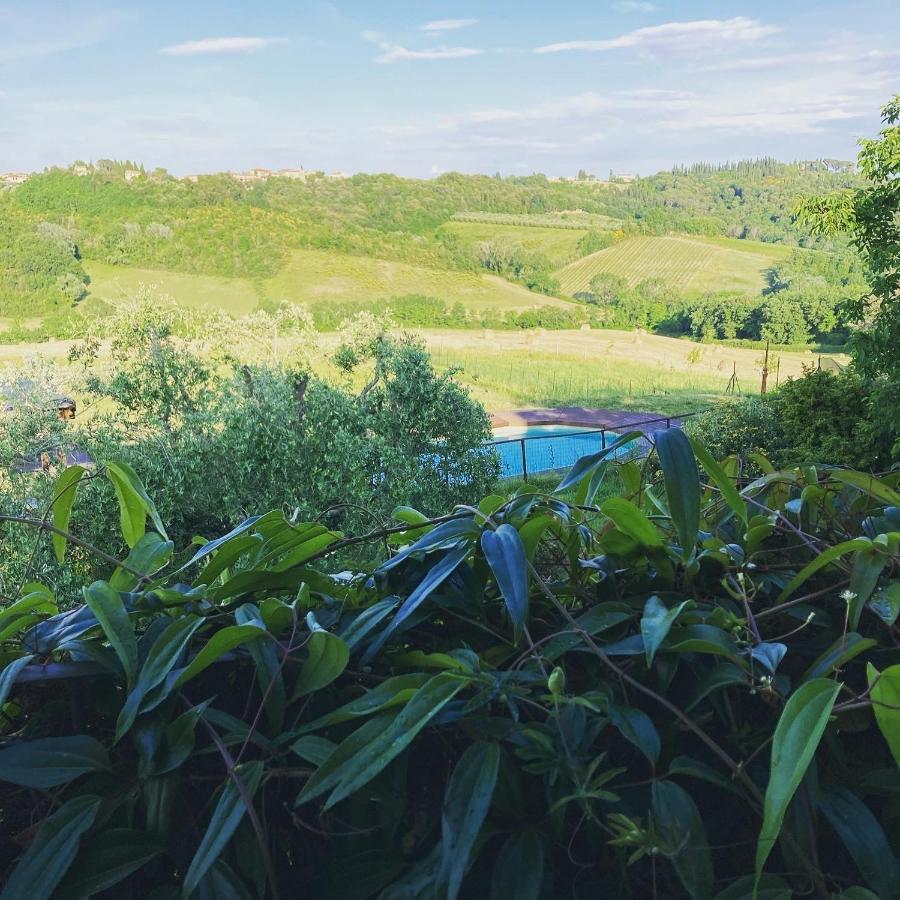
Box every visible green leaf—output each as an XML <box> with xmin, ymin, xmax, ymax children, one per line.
<box><xmin>363</xmin><ymin>544</ymin><xmax>470</xmax><ymax>663</ymax></box>
<box><xmin>490</xmin><ymin>832</ymin><xmax>544</xmax><ymax>900</ymax></box>
<box><xmin>291</xmin><ymin>736</ymin><xmax>337</xmax><ymax>766</ymax></box>
<box><xmin>829</xmin><ymin>469</ymin><xmax>900</xmax><ymax>506</ymax></box>
<box><xmin>293</xmin><ymin>673</ymin><xmax>428</xmax><ymax>734</ymax></box>
<box><xmin>800</xmin><ymin>633</ymin><xmax>875</xmax><ymax>683</ymax></box>
<box><xmin>868</xmin><ymin>581</ymin><xmax>900</xmax><ymax>626</ymax></box>
<box><xmin>55</xmin><ymin>829</ymin><xmax>165</xmax><ymax>900</ymax></box>
<box><xmin>555</xmin><ymin>430</ymin><xmax>643</xmax><ymax>494</ymax></box>
<box><xmin>690</xmin><ymin>438</ymin><xmax>747</xmax><ymax>525</ymax></box>
<box><xmin>292</xmin><ymin>624</ymin><xmax>350</xmax><ymax>700</ymax></box>
<box><xmin>602</xmin><ymin>497</ymin><xmax>664</xmax><ymax>549</ymax></box>
<box><xmin>755</xmin><ymin>678</ymin><xmax>840</xmax><ymax>888</ymax></box>
<box><xmin>652</xmin><ymin>780</ymin><xmax>714</xmax><ymax>900</ymax></box>
<box><xmin>297</xmin><ymin>673</ymin><xmax>466</xmax><ymax>809</ymax></box>
<box><xmin>436</xmin><ymin>742</ymin><xmax>501</xmax><ymax>900</ymax></box>
<box><xmin>105</xmin><ymin>460</ymin><xmax>167</xmax><ymax>548</ymax></box>
<box><xmin>654</xmin><ymin>427</ymin><xmax>700</xmax><ymax>557</ymax></box>
<box><xmin>110</xmin><ymin>531</ymin><xmax>175</xmax><ymax>591</ymax></box>
<box><xmin>157</xmin><ymin>699</ymin><xmax>213</xmax><ymax>774</ymax></box>
<box><xmin>183</xmin><ymin>761</ymin><xmax>264</xmax><ymax>898</ymax></box>
<box><xmin>50</xmin><ymin>465</ymin><xmax>86</xmax><ymax>563</ymax></box>
<box><xmin>83</xmin><ymin>580</ymin><xmax>138</xmax><ymax>688</ymax></box>
<box><xmin>775</xmin><ymin>538</ymin><xmax>870</xmax><ymax>604</ymax></box>
<box><xmin>481</xmin><ymin>524</ymin><xmax>529</xmax><ymax>637</ymax></box>
<box><xmin>0</xmin><ymin>654</ymin><xmax>33</xmax><ymax>709</ymax></box>
<box><xmin>609</xmin><ymin>703</ymin><xmax>660</xmax><ymax>765</ymax></box>
<box><xmin>0</xmin><ymin>735</ymin><xmax>111</xmax><ymax>788</ymax></box>
<box><xmin>819</xmin><ymin>785</ymin><xmax>900</xmax><ymax>899</ymax></box>
<box><xmin>174</xmin><ymin>624</ymin><xmax>267</xmax><ymax>690</ymax></box>
<box><xmin>867</xmin><ymin>663</ymin><xmax>900</xmax><ymax>765</ymax></box>
<box><xmin>849</xmin><ymin>547</ymin><xmax>889</xmax><ymax>629</ymax></box>
<box><xmin>641</xmin><ymin>595</ymin><xmax>690</xmax><ymax>667</ymax></box>
<box><xmin>116</xmin><ymin>615</ymin><xmax>204</xmax><ymax>741</ymax></box>
<box><xmin>0</xmin><ymin>794</ymin><xmax>101</xmax><ymax>900</ymax></box>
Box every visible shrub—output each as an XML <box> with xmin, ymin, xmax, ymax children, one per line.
<box><xmin>1</xmin><ymin>432</ymin><xmax>898</xmax><ymax>897</ymax></box>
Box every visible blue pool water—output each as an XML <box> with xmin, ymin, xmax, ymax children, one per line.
<box><xmin>490</xmin><ymin>424</ymin><xmax>639</xmax><ymax>479</ymax></box>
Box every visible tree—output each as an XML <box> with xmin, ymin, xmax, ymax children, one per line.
<box><xmin>795</xmin><ymin>93</ymin><xmax>900</xmax><ymax>447</ymax></box>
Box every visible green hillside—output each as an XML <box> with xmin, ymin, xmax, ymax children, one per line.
<box><xmin>555</xmin><ymin>234</ymin><xmax>791</xmax><ymax>296</ymax></box>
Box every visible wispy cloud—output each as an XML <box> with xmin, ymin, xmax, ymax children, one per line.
<box><xmin>699</xmin><ymin>46</ymin><xmax>900</xmax><ymax>73</ymax></box>
<box><xmin>421</xmin><ymin>18</ymin><xmax>478</xmax><ymax>32</ymax></box>
<box><xmin>160</xmin><ymin>37</ymin><xmax>287</xmax><ymax>57</ymax></box>
<box><xmin>535</xmin><ymin>17</ymin><xmax>778</xmax><ymax>55</ymax></box>
<box><xmin>612</xmin><ymin>1</ymin><xmax>656</xmax><ymax>13</ymax></box>
<box><xmin>375</xmin><ymin>44</ymin><xmax>482</xmax><ymax>63</ymax></box>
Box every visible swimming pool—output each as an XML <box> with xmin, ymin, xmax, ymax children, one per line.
<box><xmin>490</xmin><ymin>424</ymin><xmax>638</xmax><ymax>479</ymax></box>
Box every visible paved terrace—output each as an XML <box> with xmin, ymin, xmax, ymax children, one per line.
<box><xmin>489</xmin><ymin>408</ymin><xmax>684</xmax><ymax>432</ymax></box>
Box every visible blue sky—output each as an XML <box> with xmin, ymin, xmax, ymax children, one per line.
<box><xmin>1</xmin><ymin>1</ymin><xmax>897</xmax><ymax>177</ymax></box>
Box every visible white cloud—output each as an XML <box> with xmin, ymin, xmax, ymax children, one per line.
<box><xmin>373</xmin><ymin>44</ymin><xmax>482</xmax><ymax>64</ymax></box>
<box><xmin>700</xmin><ymin>46</ymin><xmax>900</xmax><ymax>73</ymax></box>
<box><xmin>421</xmin><ymin>19</ymin><xmax>478</xmax><ymax>32</ymax></box>
<box><xmin>535</xmin><ymin>17</ymin><xmax>778</xmax><ymax>55</ymax></box>
<box><xmin>612</xmin><ymin>1</ymin><xmax>656</xmax><ymax>13</ymax></box>
<box><xmin>160</xmin><ymin>37</ymin><xmax>287</xmax><ymax>57</ymax></box>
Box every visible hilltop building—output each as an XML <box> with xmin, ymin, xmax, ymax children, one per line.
<box><xmin>0</xmin><ymin>172</ymin><xmax>30</xmax><ymax>186</ymax></box>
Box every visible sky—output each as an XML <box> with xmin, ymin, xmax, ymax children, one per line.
<box><xmin>1</xmin><ymin>1</ymin><xmax>898</xmax><ymax>178</ymax></box>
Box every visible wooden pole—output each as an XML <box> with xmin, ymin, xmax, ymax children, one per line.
<box><xmin>760</xmin><ymin>341</ymin><xmax>770</xmax><ymax>395</ymax></box>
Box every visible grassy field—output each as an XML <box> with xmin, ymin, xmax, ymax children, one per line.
<box><xmin>86</xmin><ymin>262</ymin><xmax>261</xmax><ymax>314</ymax></box>
<box><xmin>85</xmin><ymin>250</ymin><xmax>574</xmax><ymax>316</ymax></box>
<box><xmin>555</xmin><ymin>235</ymin><xmax>792</xmax><ymax>296</ymax></box>
<box><xmin>439</xmin><ymin>221</ymin><xmax>588</xmax><ymax>269</ymax></box>
<box><xmin>265</xmin><ymin>249</ymin><xmax>573</xmax><ymax>312</ymax></box>
<box><xmin>422</xmin><ymin>328</ymin><xmax>841</xmax><ymax>414</ymax></box>
<box><xmin>450</xmin><ymin>211</ymin><xmax>622</xmax><ymax>229</ymax></box>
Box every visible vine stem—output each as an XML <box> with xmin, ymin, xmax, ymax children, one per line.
<box><xmin>0</xmin><ymin>514</ymin><xmax>141</xmax><ymax>575</ymax></box>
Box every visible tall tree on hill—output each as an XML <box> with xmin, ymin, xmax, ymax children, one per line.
<box><xmin>795</xmin><ymin>94</ymin><xmax>900</xmax><ymax>449</ymax></box>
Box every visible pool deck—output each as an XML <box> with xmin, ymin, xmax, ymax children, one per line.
<box><xmin>490</xmin><ymin>408</ymin><xmax>681</xmax><ymax>433</ymax></box>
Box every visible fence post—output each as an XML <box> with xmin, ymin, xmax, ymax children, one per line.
<box><xmin>520</xmin><ymin>439</ymin><xmax>528</xmax><ymax>482</ymax></box>
<box><xmin>665</xmin><ymin>417</ymin><xmax>671</xmax><ymax>429</ymax></box>
<box><xmin>601</xmin><ymin>429</ymin><xmax>607</xmax><ymax>450</ymax></box>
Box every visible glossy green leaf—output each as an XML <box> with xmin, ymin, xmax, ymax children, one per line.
<box><xmin>755</xmin><ymin>678</ymin><xmax>840</xmax><ymax>888</ymax></box>
<box><xmin>182</xmin><ymin>761</ymin><xmax>264</xmax><ymax>898</ymax></box>
<box><xmin>481</xmin><ymin>524</ymin><xmax>529</xmax><ymax>636</ymax></box>
<box><xmin>819</xmin><ymin>785</ymin><xmax>899</xmax><ymax>899</ymax></box>
<box><xmin>0</xmin><ymin>794</ymin><xmax>101</xmax><ymax>900</ymax></box>
<box><xmin>830</xmin><ymin>469</ymin><xmax>900</xmax><ymax>507</ymax></box>
<box><xmin>867</xmin><ymin>662</ymin><xmax>900</xmax><ymax>765</ymax></box>
<box><xmin>0</xmin><ymin>654</ymin><xmax>33</xmax><ymax>709</ymax></box>
<box><xmin>609</xmin><ymin>703</ymin><xmax>660</xmax><ymax>765</ymax></box>
<box><xmin>490</xmin><ymin>832</ymin><xmax>544</xmax><ymax>900</ymax></box>
<box><xmin>868</xmin><ymin>581</ymin><xmax>900</xmax><ymax>626</ymax></box>
<box><xmin>116</xmin><ymin>615</ymin><xmax>204</xmax><ymax>741</ymax></box>
<box><xmin>555</xmin><ymin>430</ymin><xmax>643</xmax><ymax>494</ymax></box>
<box><xmin>0</xmin><ymin>735</ymin><xmax>111</xmax><ymax>788</ymax></box>
<box><xmin>641</xmin><ymin>595</ymin><xmax>690</xmax><ymax>666</ymax></box>
<box><xmin>83</xmin><ymin>580</ymin><xmax>138</xmax><ymax>688</ymax></box>
<box><xmin>174</xmin><ymin>623</ymin><xmax>267</xmax><ymax>690</ymax></box>
<box><xmin>157</xmin><ymin>699</ymin><xmax>213</xmax><ymax>774</ymax></box>
<box><xmin>654</xmin><ymin>427</ymin><xmax>700</xmax><ymax>557</ymax></box>
<box><xmin>363</xmin><ymin>544</ymin><xmax>470</xmax><ymax>663</ymax></box>
<box><xmin>436</xmin><ymin>742</ymin><xmax>501</xmax><ymax>900</ymax></box>
<box><xmin>690</xmin><ymin>438</ymin><xmax>747</xmax><ymax>525</ymax></box>
<box><xmin>297</xmin><ymin>672</ymin><xmax>466</xmax><ymax>809</ymax></box>
<box><xmin>652</xmin><ymin>780</ymin><xmax>714</xmax><ymax>900</ymax></box>
<box><xmin>602</xmin><ymin>496</ymin><xmax>664</xmax><ymax>548</ymax></box>
<box><xmin>110</xmin><ymin>531</ymin><xmax>175</xmax><ymax>591</ymax></box>
<box><xmin>50</xmin><ymin>464</ymin><xmax>86</xmax><ymax>563</ymax></box>
<box><xmin>293</xmin><ymin>625</ymin><xmax>350</xmax><ymax>699</ymax></box>
<box><xmin>800</xmin><ymin>633</ymin><xmax>875</xmax><ymax>683</ymax></box>
<box><xmin>775</xmin><ymin>538</ymin><xmax>870</xmax><ymax>604</ymax></box>
<box><xmin>105</xmin><ymin>459</ymin><xmax>167</xmax><ymax>548</ymax></box>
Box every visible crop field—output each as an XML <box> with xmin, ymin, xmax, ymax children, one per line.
<box><xmin>263</xmin><ymin>249</ymin><xmax>572</xmax><ymax>312</ymax></box>
<box><xmin>85</xmin><ymin>262</ymin><xmax>261</xmax><ymax>314</ymax></box>
<box><xmin>422</xmin><ymin>328</ymin><xmax>841</xmax><ymax>413</ymax></box>
<box><xmin>451</xmin><ymin>211</ymin><xmax>622</xmax><ymax>230</ymax></box>
<box><xmin>439</xmin><ymin>221</ymin><xmax>589</xmax><ymax>268</ymax></box>
<box><xmin>555</xmin><ymin>235</ymin><xmax>792</xmax><ymax>296</ymax></box>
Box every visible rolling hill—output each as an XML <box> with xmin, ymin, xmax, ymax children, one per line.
<box><xmin>555</xmin><ymin>235</ymin><xmax>791</xmax><ymax>296</ymax></box>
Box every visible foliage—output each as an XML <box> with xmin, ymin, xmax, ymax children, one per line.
<box><xmin>686</xmin><ymin>398</ymin><xmax>786</xmax><ymax>472</ymax></box>
<box><xmin>0</xmin><ymin>303</ymin><xmax>497</xmax><ymax>602</ymax></box>
<box><xmin>795</xmin><ymin>93</ymin><xmax>900</xmax><ymax>451</ymax></box>
<box><xmin>1</xmin><ymin>433</ymin><xmax>899</xmax><ymax>897</ymax></box>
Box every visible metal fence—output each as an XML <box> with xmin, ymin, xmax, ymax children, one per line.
<box><xmin>488</xmin><ymin>413</ymin><xmax>700</xmax><ymax>481</ymax></box>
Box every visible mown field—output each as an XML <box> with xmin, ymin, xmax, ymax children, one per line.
<box><xmin>555</xmin><ymin>234</ymin><xmax>792</xmax><ymax>296</ymax></box>
<box><xmin>85</xmin><ymin>249</ymin><xmax>575</xmax><ymax>317</ymax></box>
